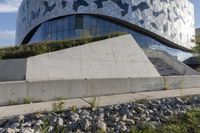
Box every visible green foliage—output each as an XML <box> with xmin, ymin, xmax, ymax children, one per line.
<box><xmin>24</xmin><ymin>97</ymin><xmax>33</xmax><ymax>104</ymax></box>
<box><xmin>88</xmin><ymin>97</ymin><xmax>97</xmax><ymax>108</ymax></box>
<box><xmin>71</xmin><ymin>105</ymin><xmax>77</xmax><ymax>113</ymax></box>
<box><xmin>52</xmin><ymin>99</ymin><xmax>65</xmax><ymax>113</ymax></box>
<box><xmin>0</xmin><ymin>32</ymin><xmax>126</xmax><ymax>59</ymax></box>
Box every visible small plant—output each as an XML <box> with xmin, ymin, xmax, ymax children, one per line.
<box><xmin>52</xmin><ymin>99</ymin><xmax>65</xmax><ymax>113</ymax></box>
<box><xmin>88</xmin><ymin>97</ymin><xmax>98</xmax><ymax>108</ymax></box>
<box><xmin>24</xmin><ymin>97</ymin><xmax>33</xmax><ymax>104</ymax></box>
<box><xmin>71</xmin><ymin>105</ymin><xmax>77</xmax><ymax>112</ymax></box>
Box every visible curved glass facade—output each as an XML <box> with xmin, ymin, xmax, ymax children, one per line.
<box><xmin>30</xmin><ymin>14</ymin><xmax>192</xmax><ymax>60</ymax></box>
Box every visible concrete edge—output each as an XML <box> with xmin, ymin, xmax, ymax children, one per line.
<box><xmin>1</xmin><ymin>87</ymin><xmax>200</xmax><ymax>120</ymax></box>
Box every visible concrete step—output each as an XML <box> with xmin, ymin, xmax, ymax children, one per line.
<box><xmin>149</xmin><ymin>57</ymin><xmax>181</xmax><ymax>76</ymax></box>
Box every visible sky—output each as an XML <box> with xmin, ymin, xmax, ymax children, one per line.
<box><xmin>0</xmin><ymin>0</ymin><xmax>199</xmax><ymax>47</ymax></box>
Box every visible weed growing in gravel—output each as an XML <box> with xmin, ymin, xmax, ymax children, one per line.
<box><xmin>88</xmin><ymin>97</ymin><xmax>98</xmax><ymax>108</ymax></box>
<box><xmin>71</xmin><ymin>105</ymin><xmax>77</xmax><ymax>112</ymax></box>
<box><xmin>52</xmin><ymin>99</ymin><xmax>65</xmax><ymax>113</ymax></box>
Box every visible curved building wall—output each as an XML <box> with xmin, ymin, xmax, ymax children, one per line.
<box><xmin>16</xmin><ymin>0</ymin><xmax>195</xmax><ymax>50</ymax></box>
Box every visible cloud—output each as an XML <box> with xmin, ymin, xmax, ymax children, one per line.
<box><xmin>0</xmin><ymin>30</ymin><xmax>15</xmax><ymax>40</ymax></box>
<box><xmin>0</xmin><ymin>0</ymin><xmax>22</xmax><ymax>13</ymax></box>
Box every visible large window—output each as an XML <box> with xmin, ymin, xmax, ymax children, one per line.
<box><xmin>29</xmin><ymin>14</ymin><xmax>192</xmax><ymax>60</ymax></box>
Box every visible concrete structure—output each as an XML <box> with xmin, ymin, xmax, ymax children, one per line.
<box><xmin>26</xmin><ymin>35</ymin><xmax>160</xmax><ymax>81</ymax></box>
<box><xmin>1</xmin><ymin>76</ymin><xmax>200</xmax><ymax>107</ymax></box>
<box><xmin>0</xmin><ymin>59</ymin><xmax>26</xmax><ymax>81</ymax></box>
<box><xmin>0</xmin><ymin>35</ymin><xmax>160</xmax><ymax>81</ymax></box>
<box><xmin>16</xmin><ymin>0</ymin><xmax>195</xmax><ymax>60</ymax></box>
<box><xmin>2</xmin><ymin>87</ymin><xmax>200</xmax><ymax>119</ymax></box>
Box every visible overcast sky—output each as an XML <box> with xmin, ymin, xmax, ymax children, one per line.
<box><xmin>0</xmin><ymin>0</ymin><xmax>199</xmax><ymax>47</ymax></box>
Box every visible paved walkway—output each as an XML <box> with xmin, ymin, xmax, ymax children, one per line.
<box><xmin>0</xmin><ymin>88</ymin><xmax>200</xmax><ymax>119</ymax></box>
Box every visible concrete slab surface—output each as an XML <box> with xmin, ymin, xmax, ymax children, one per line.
<box><xmin>1</xmin><ymin>88</ymin><xmax>200</xmax><ymax>119</ymax></box>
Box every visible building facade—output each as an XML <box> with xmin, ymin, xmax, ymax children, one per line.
<box><xmin>16</xmin><ymin>0</ymin><xmax>195</xmax><ymax>60</ymax></box>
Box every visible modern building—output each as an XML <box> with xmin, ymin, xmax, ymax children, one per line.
<box><xmin>16</xmin><ymin>0</ymin><xmax>195</xmax><ymax>61</ymax></box>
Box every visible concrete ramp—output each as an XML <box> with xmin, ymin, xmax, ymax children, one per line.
<box><xmin>26</xmin><ymin>34</ymin><xmax>160</xmax><ymax>81</ymax></box>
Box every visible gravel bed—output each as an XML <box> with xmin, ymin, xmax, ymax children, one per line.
<box><xmin>1</xmin><ymin>95</ymin><xmax>200</xmax><ymax>133</ymax></box>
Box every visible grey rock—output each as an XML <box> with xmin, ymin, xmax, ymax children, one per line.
<box><xmin>0</xmin><ymin>128</ymin><xmax>5</xmax><ymax>132</ymax></box>
<box><xmin>33</xmin><ymin>124</ymin><xmax>40</xmax><ymax>133</ymax></box>
<box><xmin>96</xmin><ymin>121</ymin><xmax>106</xmax><ymax>132</ymax></box>
<box><xmin>105</xmin><ymin>120</ymin><xmax>116</xmax><ymax>127</ymax></box>
<box><xmin>68</xmin><ymin>122</ymin><xmax>78</xmax><ymax>130</ymax></box>
<box><xmin>120</xmin><ymin>105</ymin><xmax>130</xmax><ymax>115</ymax></box>
<box><xmin>126</xmin><ymin>119</ymin><xmax>135</xmax><ymax>126</ymax></box>
<box><xmin>80</xmin><ymin>110</ymin><xmax>90</xmax><ymax>118</ymax></box>
<box><xmin>137</xmin><ymin>104</ymin><xmax>147</xmax><ymax>109</ymax></box>
<box><xmin>151</xmin><ymin>116</ymin><xmax>160</xmax><ymax>122</ymax></box>
<box><xmin>120</xmin><ymin>125</ymin><xmax>127</xmax><ymax>132</ymax></box>
<box><xmin>70</xmin><ymin>113</ymin><xmax>79</xmax><ymax>122</ymax></box>
<box><xmin>6</xmin><ymin>128</ymin><xmax>15</xmax><ymax>133</ymax></box>
<box><xmin>134</xmin><ymin>106</ymin><xmax>145</xmax><ymax>113</ymax></box>
<box><xmin>36</xmin><ymin>120</ymin><xmax>43</xmax><ymax>126</ymax></box>
<box><xmin>79</xmin><ymin>119</ymin><xmax>91</xmax><ymax>131</ymax></box>
<box><xmin>175</xmin><ymin>98</ymin><xmax>184</xmax><ymax>105</ymax></box>
<box><xmin>164</xmin><ymin>110</ymin><xmax>173</xmax><ymax>116</ymax></box>
<box><xmin>114</xmin><ymin>125</ymin><xmax>121</xmax><ymax>132</ymax></box>
<box><xmin>18</xmin><ymin>115</ymin><xmax>24</xmax><ymax>122</ymax></box>
<box><xmin>160</xmin><ymin>115</ymin><xmax>169</xmax><ymax>123</ymax></box>
<box><xmin>48</xmin><ymin>126</ymin><xmax>54</xmax><ymax>133</ymax></box>
<box><xmin>10</xmin><ymin>123</ymin><xmax>19</xmax><ymax>129</ymax></box>
<box><xmin>133</xmin><ymin>117</ymin><xmax>140</xmax><ymax>121</ymax></box>
<box><xmin>57</xmin><ymin>117</ymin><xmax>63</xmax><ymax>127</ymax></box>
<box><xmin>21</xmin><ymin>122</ymin><xmax>32</xmax><ymax>127</ymax></box>
<box><xmin>121</xmin><ymin>115</ymin><xmax>127</xmax><ymax>121</ymax></box>
<box><xmin>20</xmin><ymin>127</ymin><xmax>34</xmax><ymax>133</ymax></box>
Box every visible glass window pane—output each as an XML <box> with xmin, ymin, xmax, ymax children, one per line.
<box><xmin>83</xmin><ymin>15</ymin><xmax>90</xmax><ymax>29</ymax></box>
<box><xmin>57</xmin><ymin>19</ymin><xmax>63</xmax><ymax>31</ymax></box>
<box><xmin>75</xmin><ymin>15</ymin><xmax>83</xmax><ymax>29</ymax></box>
<box><xmin>63</xmin><ymin>17</ymin><xmax>69</xmax><ymax>30</ymax></box>
<box><xmin>57</xmin><ymin>32</ymin><xmax>63</xmax><ymax>40</ymax></box>
<box><xmin>68</xmin><ymin>15</ymin><xmax>75</xmax><ymax>30</ymax></box>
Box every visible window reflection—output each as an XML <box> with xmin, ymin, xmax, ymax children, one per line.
<box><xmin>30</xmin><ymin>14</ymin><xmax>192</xmax><ymax>60</ymax></box>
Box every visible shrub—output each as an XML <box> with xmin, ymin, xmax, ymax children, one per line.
<box><xmin>0</xmin><ymin>32</ymin><xmax>126</xmax><ymax>59</ymax></box>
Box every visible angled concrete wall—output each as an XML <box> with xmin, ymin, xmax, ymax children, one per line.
<box><xmin>26</xmin><ymin>35</ymin><xmax>160</xmax><ymax>81</ymax></box>
<box><xmin>0</xmin><ymin>59</ymin><xmax>27</xmax><ymax>81</ymax></box>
